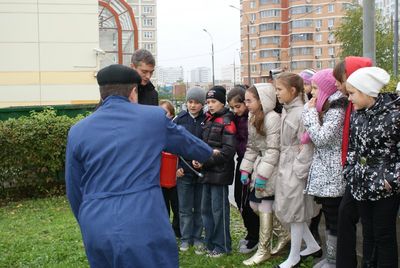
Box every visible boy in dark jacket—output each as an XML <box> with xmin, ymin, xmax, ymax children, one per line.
<box><xmin>193</xmin><ymin>86</ymin><xmax>236</xmax><ymax>257</ymax></box>
<box><xmin>174</xmin><ymin>87</ymin><xmax>207</xmax><ymax>254</ymax></box>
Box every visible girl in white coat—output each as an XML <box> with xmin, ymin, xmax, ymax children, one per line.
<box><xmin>239</xmin><ymin>84</ymin><xmax>281</xmax><ymax>265</ymax></box>
<box><xmin>274</xmin><ymin>73</ymin><xmax>320</xmax><ymax>268</ymax></box>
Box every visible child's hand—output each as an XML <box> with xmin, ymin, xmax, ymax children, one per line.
<box><xmin>192</xmin><ymin>160</ymin><xmax>202</xmax><ymax>169</ymax></box>
<box><xmin>212</xmin><ymin>149</ymin><xmax>220</xmax><ymax>156</ymax></box>
<box><xmin>384</xmin><ymin>179</ymin><xmax>392</xmax><ymax>191</ymax></box>
<box><xmin>240</xmin><ymin>172</ymin><xmax>250</xmax><ymax>185</ymax></box>
<box><xmin>254</xmin><ymin>177</ymin><xmax>267</xmax><ymax>190</ymax></box>
<box><xmin>308</xmin><ymin>97</ymin><xmax>316</xmax><ymax>108</ymax></box>
<box><xmin>177</xmin><ymin>168</ymin><xmax>184</xmax><ymax>178</ymax></box>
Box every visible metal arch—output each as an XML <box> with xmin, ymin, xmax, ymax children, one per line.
<box><xmin>99</xmin><ymin>0</ymin><xmax>123</xmax><ymax>64</ymax></box>
<box><xmin>117</xmin><ymin>0</ymin><xmax>139</xmax><ymax>50</ymax></box>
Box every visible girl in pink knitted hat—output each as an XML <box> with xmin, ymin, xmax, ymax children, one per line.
<box><xmin>301</xmin><ymin>68</ymin><xmax>348</xmax><ymax>267</ymax></box>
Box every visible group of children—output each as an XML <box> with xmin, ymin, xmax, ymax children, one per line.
<box><xmin>159</xmin><ymin>57</ymin><xmax>400</xmax><ymax>268</ymax></box>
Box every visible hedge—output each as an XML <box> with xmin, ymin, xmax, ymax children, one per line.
<box><xmin>0</xmin><ymin>108</ymin><xmax>85</xmax><ymax>200</ymax></box>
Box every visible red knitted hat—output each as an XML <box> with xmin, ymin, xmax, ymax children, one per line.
<box><xmin>344</xmin><ymin>56</ymin><xmax>373</xmax><ymax>77</ymax></box>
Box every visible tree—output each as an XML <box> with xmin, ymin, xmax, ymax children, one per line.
<box><xmin>334</xmin><ymin>5</ymin><xmax>394</xmax><ymax>72</ymax></box>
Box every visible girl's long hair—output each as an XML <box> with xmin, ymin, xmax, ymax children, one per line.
<box><xmin>247</xmin><ymin>86</ymin><xmax>265</xmax><ymax>136</ymax></box>
<box><xmin>159</xmin><ymin>99</ymin><xmax>175</xmax><ymax>118</ymax></box>
<box><xmin>276</xmin><ymin>72</ymin><xmax>306</xmax><ymax>103</ymax></box>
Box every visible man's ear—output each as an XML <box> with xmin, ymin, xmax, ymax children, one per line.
<box><xmin>128</xmin><ymin>85</ymin><xmax>138</xmax><ymax>103</ymax></box>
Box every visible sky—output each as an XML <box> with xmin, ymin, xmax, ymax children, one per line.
<box><xmin>157</xmin><ymin>0</ymin><xmax>241</xmax><ymax>80</ymax></box>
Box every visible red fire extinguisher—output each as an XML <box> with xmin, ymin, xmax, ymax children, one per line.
<box><xmin>160</xmin><ymin>152</ymin><xmax>178</xmax><ymax>188</ymax></box>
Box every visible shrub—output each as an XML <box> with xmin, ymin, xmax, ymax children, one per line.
<box><xmin>0</xmin><ymin>108</ymin><xmax>85</xmax><ymax>200</ymax></box>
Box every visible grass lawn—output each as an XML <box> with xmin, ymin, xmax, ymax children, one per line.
<box><xmin>0</xmin><ymin>196</ymin><xmax>314</xmax><ymax>267</ymax></box>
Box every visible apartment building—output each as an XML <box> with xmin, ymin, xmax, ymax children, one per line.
<box><xmin>126</xmin><ymin>0</ymin><xmax>157</xmax><ymax>56</ymax></box>
<box><xmin>375</xmin><ymin>0</ymin><xmax>400</xmax><ymax>21</ymax></box>
<box><xmin>191</xmin><ymin>67</ymin><xmax>211</xmax><ymax>83</ymax></box>
<box><xmin>221</xmin><ymin>64</ymin><xmax>242</xmax><ymax>84</ymax></box>
<box><xmin>157</xmin><ymin>66</ymin><xmax>184</xmax><ymax>84</ymax></box>
<box><xmin>241</xmin><ymin>0</ymin><xmax>354</xmax><ymax>84</ymax></box>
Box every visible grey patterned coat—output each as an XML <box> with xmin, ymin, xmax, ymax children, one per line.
<box><xmin>240</xmin><ymin>83</ymin><xmax>281</xmax><ymax>198</ymax></box>
<box><xmin>274</xmin><ymin>96</ymin><xmax>315</xmax><ymax>224</ymax></box>
<box><xmin>302</xmin><ymin>91</ymin><xmax>347</xmax><ymax>197</ymax></box>
<box><xmin>345</xmin><ymin>93</ymin><xmax>400</xmax><ymax>201</ymax></box>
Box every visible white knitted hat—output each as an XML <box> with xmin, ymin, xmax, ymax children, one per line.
<box><xmin>346</xmin><ymin>67</ymin><xmax>390</xmax><ymax>97</ymax></box>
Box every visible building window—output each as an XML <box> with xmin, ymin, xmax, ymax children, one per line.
<box><xmin>250</xmin><ymin>13</ymin><xmax>256</xmax><ymax>21</ymax></box>
<box><xmin>290</xmin><ymin>19</ymin><xmax>313</xmax><ymax>29</ymax></box>
<box><xmin>315</xmin><ymin>33</ymin><xmax>322</xmax><ymax>42</ymax></box>
<box><xmin>143</xmin><ymin>6</ymin><xmax>153</xmax><ymax>14</ymax></box>
<box><xmin>251</xmin><ymin>39</ymin><xmax>257</xmax><ymax>49</ymax></box>
<box><xmin>329</xmin><ymin>60</ymin><xmax>336</xmax><ymax>68</ymax></box>
<box><xmin>261</xmin><ymin>62</ymin><xmax>280</xmax><ymax>71</ymax></box>
<box><xmin>259</xmin><ymin>0</ymin><xmax>280</xmax><ymax>5</ymax></box>
<box><xmin>290</xmin><ymin>33</ymin><xmax>313</xmax><ymax>42</ymax></box>
<box><xmin>328</xmin><ymin>4</ymin><xmax>335</xmax><ymax>13</ymax></box>
<box><xmin>290</xmin><ymin>5</ymin><xmax>313</xmax><ymax>15</ymax></box>
<box><xmin>329</xmin><ymin>47</ymin><xmax>335</xmax><ymax>56</ymax></box>
<box><xmin>260</xmin><ymin>36</ymin><xmax>280</xmax><ymax>45</ymax></box>
<box><xmin>316</xmin><ymin>61</ymin><xmax>322</xmax><ymax>69</ymax></box>
<box><xmin>252</xmin><ymin>52</ymin><xmax>257</xmax><ymax>61</ymax></box>
<box><xmin>315</xmin><ymin>47</ymin><xmax>322</xmax><ymax>56</ymax></box>
<box><xmin>250</xmin><ymin>26</ymin><xmax>257</xmax><ymax>34</ymax></box>
<box><xmin>328</xmin><ymin>18</ymin><xmax>335</xmax><ymax>28</ymax></box>
<box><xmin>260</xmin><ymin>49</ymin><xmax>280</xmax><ymax>58</ymax></box>
<box><xmin>143</xmin><ymin>18</ymin><xmax>153</xmax><ymax>27</ymax></box>
<box><xmin>144</xmin><ymin>43</ymin><xmax>155</xmax><ymax>53</ymax></box>
<box><xmin>342</xmin><ymin>3</ymin><xmax>352</xmax><ymax>10</ymax></box>
<box><xmin>315</xmin><ymin>6</ymin><xmax>322</xmax><ymax>14</ymax></box>
<box><xmin>143</xmin><ymin>31</ymin><xmax>153</xmax><ymax>39</ymax></box>
<box><xmin>290</xmin><ymin>47</ymin><xmax>313</xmax><ymax>56</ymax></box>
<box><xmin>251</xmin><ymin>65</ymin><xmax>257</xmax><ymax>73</ymax></box>
<box><xmin>250</xmin><ymin>1</ymin><xmax>256</xmax><ymax>8</ymax></box>
<box><xmin>328</xmin><ymin>32</ymin><xmax>335</xmax><ymax>42</ymax></box>
<box><xmin>291</xmin><ymin>61</ymin><xmax>313</xmax><ymax>70</ymax></box>
<box><xmin>315</xmin><ymin>20</ymin><xmax>322</xmax><ymax>28</ymax></box>
<box><xmin>260</xmin><ymin>9</ymin><xmax>281</xmax><ymax>18</ymax></box>
<box><xmin>260</xmin><ymin>23</ymin><xmax>281</xmax><ymax>32</ymax></box>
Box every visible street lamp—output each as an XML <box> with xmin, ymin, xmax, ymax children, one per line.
<box><xmin>203</xmin><ymin>29</ymin><xmax>215</xmax><ymax>86</ymax></box>
<box><xmin>230</xmin><ymin>4</ymin><xmax>251</xmax><ymax>86</ymax></box>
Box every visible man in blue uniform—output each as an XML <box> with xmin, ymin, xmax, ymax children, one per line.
<box><xmin>65</xmin><ymin>64</ymin><xmax>213</xmax><ymax>268</ymax></box>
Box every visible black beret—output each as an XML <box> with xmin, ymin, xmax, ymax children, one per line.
<box><xmin>96</xmin><ymin>64</ymin><xmax>142</xmax><ymax>86</ymax></box>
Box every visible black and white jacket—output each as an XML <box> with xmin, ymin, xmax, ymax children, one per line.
<box><xmin>344</xmin><ymin>93</ymin><xmax>400</xmax><ymax>201</ymax></box>
<box><xmin>303</xmin><ymin>91</ymin><xmax>347</xmax><ymax>197</ymax></box>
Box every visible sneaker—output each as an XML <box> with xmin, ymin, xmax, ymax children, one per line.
<box><xmin>238</xmin><ymin>238</ymin><xmax>248</xmax><ymax>249</ymax></box>
<box><xmin>206</xmin><ymin>250</ymin><xmax>225</xmax><ymax>258</ymax></box>
<box><xmin>239</xmin><ymin>241</ymin><xmax>258</xmax><ymax>254</ymax></box>
<box><xmin>179</xmin><ymin>242</ymin><xmax>190</xmax><ymax>252</ymax></box>
<box><xmin>194</xmin><ymin>242</ymin><xmax>206</xmax><ymax>255</ymax></box>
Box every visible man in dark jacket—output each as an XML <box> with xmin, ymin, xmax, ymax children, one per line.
<box><xmin>131</xmin><ymin>49</ymin><xmax>158</xmax><ymax>105</ymax></box>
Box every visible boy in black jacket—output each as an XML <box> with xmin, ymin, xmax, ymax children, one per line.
<box><xmin>193</xmin><ymin>86</ymin><xmax>236</xmax><ymax>257</ymax></box>
<box><xmin>174</xmin><ymin>87</ymin><xmax>207</xmax><ymax>254</ymax></box>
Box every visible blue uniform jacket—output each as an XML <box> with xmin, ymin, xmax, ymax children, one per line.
<box><xmin>65</xmin><ymin>96</ymin><xmax>212</xmax><ymax>268</ymax></box>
